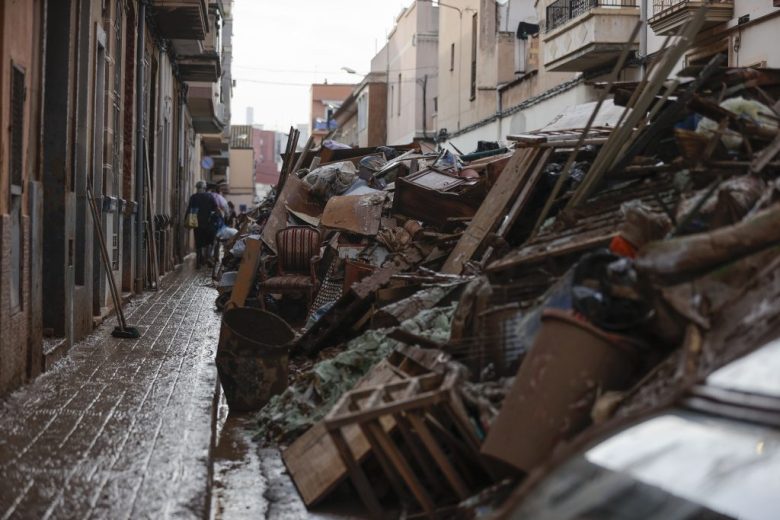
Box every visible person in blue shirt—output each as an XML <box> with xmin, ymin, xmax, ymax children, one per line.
<box><xmin>186</xmin><ymin>181</ymin><xmax>218</xmax><ymax>268</ymax></box>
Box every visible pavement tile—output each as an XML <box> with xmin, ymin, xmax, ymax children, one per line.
<box><xmin>0</xmin><ymin>262</ymin><xmax>221</xmax><ymax>520</ymax></box>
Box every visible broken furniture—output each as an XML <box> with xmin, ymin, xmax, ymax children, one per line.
<box><xmin>282</xmin><ymin>345</ymin><xmax>454</xmax><ymax>507</ymax></box>
<box><xmin>392</xmin><ymin>169</ymin><xmax>483</xmax><ymax>227</ymax></box>
<box><xmin>441</xmin><ymin>147</ymin><xmax>552</xmax><ymax>274</ymax></box>
<box><xmin>323</xmin><ymin>371</ymin><xmax>489</xmax><ymax>519</ymax></box>
<box><xmin>258</xmin><ymin>226</ymin><xmax>322</xmax><ymax>311</ymax></box>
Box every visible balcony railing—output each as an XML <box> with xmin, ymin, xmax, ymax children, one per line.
<box><xmin>649</xmin><ymin>0</ymin><xmax>733</xmax><ymax>35</ymax></box>
<box><xmin>545</xmin><ymin>0</ymin><xmax>638</xmax><ymax>32</ymax></box>
<box><xmin>652</xmin><ymin>0</ymin><xmax>730</xmax><ymax>15</ymax></box>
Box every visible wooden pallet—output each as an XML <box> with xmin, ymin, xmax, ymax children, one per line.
<box><xmin>323</xmin><ymin>372</ymin><xmax>488</xmax><ymax>519</ymax></box>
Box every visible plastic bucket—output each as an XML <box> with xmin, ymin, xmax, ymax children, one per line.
<box><xmin>482</xmin><ymin>308</ymin><xmax>641</xmax><ymax>473</ymax></box>
<box><xmin>216</xmin><ymin>308</ymin><xmax>295</xmax><ymax>411</ymax></box>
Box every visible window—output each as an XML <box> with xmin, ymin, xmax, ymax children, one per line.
<box><xmin>390</xmin><ymin>85</ymin><xmax>394</xmax><ymax>117</ymax></box>
<box><xmin>470</xmin><ymin>13</ymin><xmax>477</xmax><ymax>101</ymax></box>
<box><xmin>450</xmin><ymin>43</ymin><xmax>455</xmax><ymax>71</ymax></box>
<box><xmin>357</xmin><ymin>92</ymin><xmax>368</xmax><ymax>132</ymax></box>
<box><xmin>9</xmin><ymin>64</ymin><xmax>26</xmax><ymax>311</ymax></box>
<box><xmin>397</xmin><ymin>73</ymin><xmax>402</xmax><ymax>116</ymax></box>
<box><xmin>433</xmin><ymin>96</ymin><xmax>438</xmax><ymax>114</ymax></box>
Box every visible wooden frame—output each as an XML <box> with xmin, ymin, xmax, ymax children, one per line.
<box><xmin>323</xmin><ymin>373</ymin><xmax>487</xmax><ymax>519</ymax></box>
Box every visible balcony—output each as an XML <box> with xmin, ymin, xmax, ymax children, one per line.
<box><xmin>649</xmin><ymin>0</ymin><xmax>733</xmax><ymax>36</ymax></box>
<box><xmin>177</xmin><ymin>51</ymin><xmax>221</xmax><ymax>82</ymax></box>
<box><xmin>542</xmin><ymin>0</ymin><xmax>639</xmax><ymax>72</ymax></box>
<box><xmin>188</xmin><ymin>84</ymin><xmax>225</xmax><ymax>134</ymax></box>
<box><xmin>152</xmin><ymin>0</ymin><xmax>208</xmax><ymax>40</ymax></box>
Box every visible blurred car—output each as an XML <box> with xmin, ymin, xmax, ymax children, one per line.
<box><xmin>496</xmin><ymin>336</ymin><xmax>780</xmax><ymax>520</ymax></box>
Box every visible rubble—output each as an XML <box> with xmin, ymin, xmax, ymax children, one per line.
<box><xmin>209</xmin><ymin>24</ymin><xmax>780</xmax><ymax>517</ymax></box>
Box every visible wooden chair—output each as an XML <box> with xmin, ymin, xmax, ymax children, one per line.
<box><xmin>258</xmin><ymin>226</ymin><xmax>322</xmax><ymax>311</ymax></box>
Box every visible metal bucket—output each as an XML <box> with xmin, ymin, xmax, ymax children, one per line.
<box><xmin>216</xmin><ymin>308</ymin><xmax>295</xmax><ymax>411</ymax></box>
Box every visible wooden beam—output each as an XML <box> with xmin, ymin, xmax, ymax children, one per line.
<box><xmin>441</xmin><ymin>148</ymin><xmax>540</xmax><ymax>274</ymax></box>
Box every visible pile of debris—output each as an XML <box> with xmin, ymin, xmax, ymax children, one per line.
<box><xmin>212</xmin><ymin>24</ymin><xmax>780</xmax><ymax>519</ymax></box>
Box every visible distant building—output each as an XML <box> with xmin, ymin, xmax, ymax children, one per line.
<box><xmin>252</xmin><ymin>127</ymin><xmax>280</xmax><ymax>187</ymax></box>
<box><xmin>331</xmin><ymin>71</ymin><xmax>388</xmax><ymax>148</ymax></box>
<box><xmin>309</xmin><ymin>83</ymin><xmax>355</xmax><ymax>143</ymax></box>
<box><xmin>228</xmin><ymin>125</ymin><xmax>257</xmax><ymax>209</ymax></box>
<box><xmin>383</xmin><ymin>1</ymin><xmax>439</xmax><ymax>145</ymax></box>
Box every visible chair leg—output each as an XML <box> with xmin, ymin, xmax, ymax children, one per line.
<box><xmin>259</xmin><ymin>288</ymin><xmax>266</xmax><ymax>310</ymax></box>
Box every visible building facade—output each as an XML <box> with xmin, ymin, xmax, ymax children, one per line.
<box><xmin>227</xmin><ymin>125</ymin><xmax>257</xmax><ymax>210</ymax></box>
<box><xmin>384</xmin><ymin>1</ymin><xmax>439</xmax><ymax>145</ymax></box>
<box><xmin>309</xmin><ymin>83</ymin><xmax>355</xmax><ymax>143</ymax></box>
<box><xmin>435</xmin><ymin>0</ymin><xmax>780</xmax><ymax>151</ymax></box>
<box><xmin>331</xmin><ymin>72</ymin><xmax>389</xmax><ymax>148</ymax></box>
<box><xmin>252</xmin><ymin>127</ymin><xmax>280</xmax><ymax>188</ymax></box>
<box><xmin>0</xmin><ymin>0</ymin><xmax>230</xmax><ymax>398</ymax></box>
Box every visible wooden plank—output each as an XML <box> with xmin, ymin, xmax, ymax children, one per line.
<box><xmin>225</xmin><ymin>238</ymin><xmax>262</xmax><ymax>309</ymax></box>
<box><xmin>530</xmin><ymin>21</ymin><xmax>641</xmax><ymax>238</ymax></box>
<box><xmin>568</xmin><ymin>8</ymin><xmax>707</xmax><ymax>207</ymax></box>
<box><xmin>291</xmin><ymin>135</ymin><xmax>315</xmax><ymax>174</ymax></box>
<box><xmin>366</xmin><ymin>420</ymin><xmax>438</xmax><ymax>518</ymax></box>
<box><xmin>441</xmin><ymin>148</ymin><xmax>539</xmax><ymax>274</ymax></box>
<box><xmin>506</xmin><ymin>134</ymin><xmax>547</xmax><ymax>143</ymax></box>
<box><xmin>751</xmin><ymin>131</ymin><xmax>780</xmax><ymax>173</ymax></box>
<box><xmin>481</xmin><ymin>148</ymin><xmax>553</xmax><ymax>266</ymax></box>
<box><xmin>406</xmin><ymin>412</ymin><xmax>470</xmax><ymax>499</ymax></box>
<box><xmin>329</xmin><ymin>427</ymin><xmax>385</xmax><ymax>518</ymax></box>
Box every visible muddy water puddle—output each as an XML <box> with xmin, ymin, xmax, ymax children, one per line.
<box><xmin>210</xmin><ymin>392</ymin><xmax>368</xmax><ymax>520</ymax></box>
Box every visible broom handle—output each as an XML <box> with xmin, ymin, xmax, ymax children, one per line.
<box><xmin>87</xmin><ymin>189</ymin><xmax>128</xmax><ymax>330</ymax></box>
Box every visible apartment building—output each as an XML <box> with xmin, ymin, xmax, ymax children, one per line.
<box><xmin>384</xmin><ymin>1</ymin><xmax>440</xmax><ymax>144</ymax></box>
<box><xmin>0</xmin><ymin>0</ymin><xmax>231</xmax><ymax>397</ymax></box>
<box><xmin>436</xmin><ymin>0</ymin><xmax>780</xmax><ymax>151</ymax></box>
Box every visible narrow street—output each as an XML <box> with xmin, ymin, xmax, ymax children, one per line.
<box><xmin>3</xmin><ymin>1</ymin><xmax>780</xmax><ymax>519</ymax></box>
<box><xmin>0</xmin><ymin>261</ymin><xmax>222</xmax><ymax>519</ymax></box>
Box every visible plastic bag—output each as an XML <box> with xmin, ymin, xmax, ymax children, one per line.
<box><xmin>185</xmin><ymin>209</ymin><xmax>198</xmax><ymax>229</ymax></box>
<box><xmin>217</xmin><ymin>226</ymin><xmax>238</xmax><ymax>241</ymax></box>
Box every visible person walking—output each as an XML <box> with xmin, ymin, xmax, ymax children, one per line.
<box><xmin>186</xmin><ymin>180</ymin><xmax>218</xmax><ymax>268</ymax></box>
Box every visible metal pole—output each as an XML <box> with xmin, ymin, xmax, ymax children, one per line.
<box><xmin>458</xmin><ymin>9</ymin><xmax>462</xmax><ymax>131</ymax></box>
<box><xmin>640</xmin><ymin>0</ymin><xmax>648</xmax><ymax>78</ymax></box>
<box><xmin>420</xmin><ymin>74</ymin><xmax>428</xmax><ymax>139</ymax></box>
<box><xmin>134</xmin><ymin>0</ymin><xmax>146</xmax><ymax>293</ymax></box>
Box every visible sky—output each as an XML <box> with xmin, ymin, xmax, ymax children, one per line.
<box><xmin>230</xmin><ymin>0</ymin><xmax>412</xmax><ymax>131</ymax></box>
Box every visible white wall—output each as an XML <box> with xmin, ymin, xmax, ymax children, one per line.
<box><xmin>447</xmin><ymin>81</ymin><xmax>598</xmax><ymax>151</ymax></box>
<box><xmin>385</xmin><ymin>0</ymin><xmax>440</xmax><ymax>144</ymax></box>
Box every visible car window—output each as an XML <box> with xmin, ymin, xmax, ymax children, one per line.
<box><xmin>706</xmin><ymin>337</ymin><xmax>780</xmax><ymax>397</ymax></box>
<box><xmin>508</xmin><ymin>411</ymin><xmax>780</xmax><ymax>520</ymax></box>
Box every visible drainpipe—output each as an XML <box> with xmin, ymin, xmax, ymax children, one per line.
<box><xmin>640</xmin><ymin>0</ymin><xmax>648</xmax><ymax>79</ymax></box>
<box><xmin>420</xmin><ymin>74</ymin><xmax>428</xmax><ymax>140</ymax></box>
<box><xmin>134</xmin><ymin>0</ymin><xmax>147</xmax><ymax>293</ymax></box>
<box><xmin>496</xmin><ymin>86</ymin><xmax>502</xmax><ymax>142</ymax></box>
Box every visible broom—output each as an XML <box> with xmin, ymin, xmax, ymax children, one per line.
<box><xmin>87</xmin><ymin>189</ymin><xmax>141</xmax><ymax>339</ymax></box>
